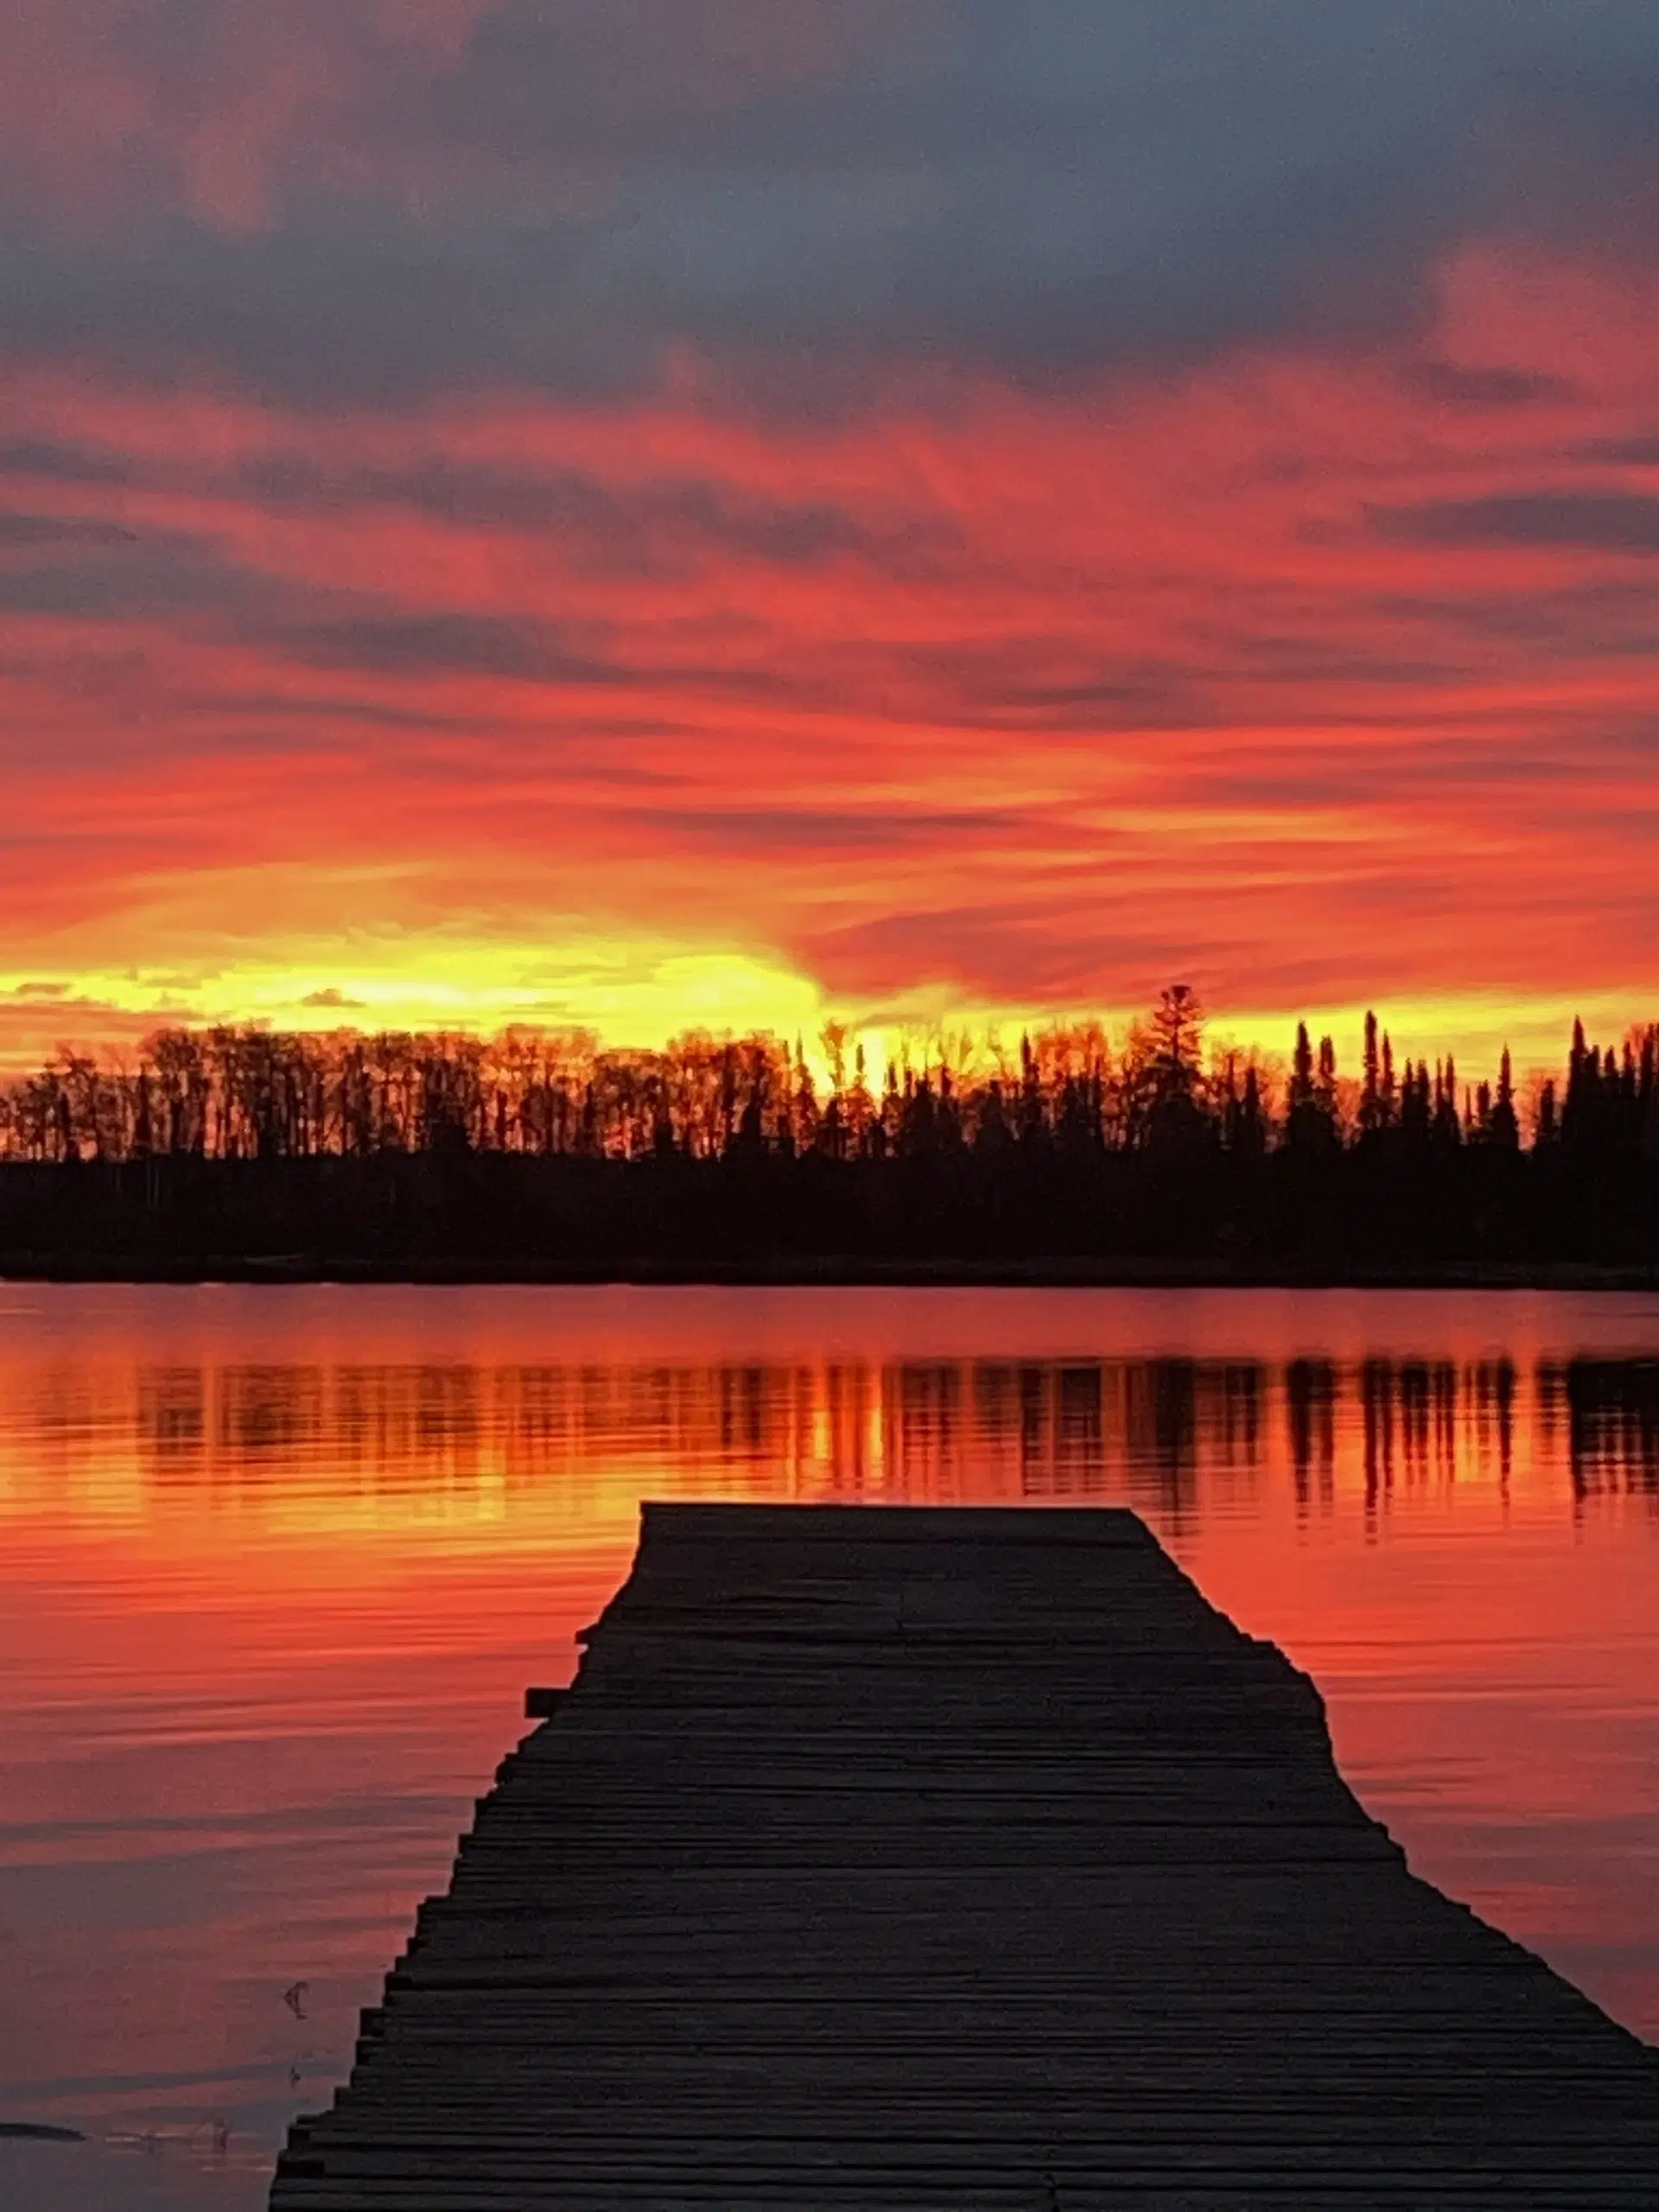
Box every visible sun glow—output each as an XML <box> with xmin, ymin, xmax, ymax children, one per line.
<box><xmin>0</xmin><ymin>936</ymin><xmax>1632</xmax><ymax>1097</ymax></box>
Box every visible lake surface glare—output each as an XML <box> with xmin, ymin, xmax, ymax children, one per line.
<box><xmin>2</xmin><ymin>1283</ymin><xmax>1656</xmax><ymax>2209</ymax></box>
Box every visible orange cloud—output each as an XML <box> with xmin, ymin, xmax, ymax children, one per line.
<box><xmin>0</xmin><ymin>240</ymin><xmax>1655</xmax><ymax>1077</ymax></box>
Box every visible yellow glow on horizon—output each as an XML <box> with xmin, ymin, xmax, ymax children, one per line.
<box><xmin>0</xmin><ymin>937</ymin><xmax>830</xmax><ymax>1057</ymax></box>
<box><xmin>0</xmin><ymin>938</ymin><xmax>1640</xmax><ymax>1088</ymax></box>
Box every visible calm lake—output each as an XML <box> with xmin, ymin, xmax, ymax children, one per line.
<box><xmin>2</xmin><ymin>1283</ymin><xmax>1657</xmax><ymax>2209</ymax></box>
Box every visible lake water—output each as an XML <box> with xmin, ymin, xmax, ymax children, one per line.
<box><xmin>2</xmin><ymin>1283</ymin><xmax>1657</xmax><ymax>2209</ymax></box>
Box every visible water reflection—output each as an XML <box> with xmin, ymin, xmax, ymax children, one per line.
<box><xmin>104</xmin><ymin>1351</ymin><xmax>1659</xmax><ymax>1520</ymax></box>
<box><xmin>2</xmin><ymin>1286</ymin><xmax>1658</xmax><ymax>2212</ymax></box>
<box><xmin>1553</xmin><ymin>1359</ymin><xmax>1659</xmax><ymax>1499</ymax></box>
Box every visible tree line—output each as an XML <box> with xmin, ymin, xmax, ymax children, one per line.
<box><xmin>0</xmin><ymin>988</ymin><xmax>1654</xmax><ymax>1272</ymax></box>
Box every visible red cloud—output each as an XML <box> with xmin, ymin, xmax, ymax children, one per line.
<box><xmin>0</xmin><ymin>240</ymin><xmax>1655</xmax><ymax>1070</ymax></box>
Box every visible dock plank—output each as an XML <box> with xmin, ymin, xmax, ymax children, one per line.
<box><xmin>270</xmin><ymin>1504</ymin><xmax>1659</xmax><ymax>2208</ymax></box>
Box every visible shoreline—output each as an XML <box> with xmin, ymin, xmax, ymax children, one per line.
<box><xmin>2</xmin><ymin>1254</ymin><xmax>1656</xmax><ymax>1291</ymax></box>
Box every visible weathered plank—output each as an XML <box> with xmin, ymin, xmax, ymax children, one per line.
<box><xmin>270</xmin><ymin>1504</ymin><xmax>1659</xmax><ymax>2208</ymax></box>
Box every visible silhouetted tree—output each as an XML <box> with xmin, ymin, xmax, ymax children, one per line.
<box><xmin>1285</xmin><ymin>1024</ymin><xmax>1338</xmax><ymax>1156</ymax></box>
<box><xmin>0</xmin><ymin>998</ymin><xmax>1651</xmax><ymax>1271</ymax></box>
<box><xmin>1490</xmin><ymin>1047</ymin><xmax>1519</xmax><ymax>1151</ymax></box>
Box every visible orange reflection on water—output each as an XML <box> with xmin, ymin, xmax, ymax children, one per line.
<box><xmin>0</xmin><ymin>1285</ymin><xmax>1656</xmax><ymax>2210</ymax></box>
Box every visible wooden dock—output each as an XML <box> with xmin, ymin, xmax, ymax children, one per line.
<box><xmin>270</xmin><ymin>1504</ymin><xmax>1659</xmax><ymax>2208</ymax></box>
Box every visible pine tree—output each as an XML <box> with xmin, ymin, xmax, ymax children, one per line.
<box><xmin>1535</xmin><ymin>1077</ymin><xmax>1559</xmax><ymax>1146</ymax></box>
<box><xmin>1433</xmin><ymin>1057</ymin><xmax>1462</xmax><ymax>1147</ymax></box>
<box><xmin>1360</xmin><ymin>1012</ymin><xmax>1381</xmax><ymax>1135</ymax></box>
<box><xmin>1491</xmin><ymin>1046</ymin><xmax>1519</xmax><ymax>1150</ymax></box>
<box><xmin>1289</xmin><ymin>1023</ymin><xmax>1315</xmax><ymax>1112</ymax></box>
<box><xmin>1316</xmin><ymin>1036</ymin><xmax>1338</xmax><ymax>1116</ymax></box>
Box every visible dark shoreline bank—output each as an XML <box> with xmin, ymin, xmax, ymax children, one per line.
<box><xmin>3</xmin><ymin>1253</ymin><xmax>1656</xmax><ymax>1290</ymax></box>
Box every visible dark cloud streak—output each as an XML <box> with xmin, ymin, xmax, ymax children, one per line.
<box><xmin>1372</xmin><ymin>490</ymin><xmax>1659</xmax><ymax>551</ymax></box>
<box><xmin>625</xmin><ymin>804</ymin><xmax>1019</xmax><ymax>855</ymax></box>
<box><xmin>1</xmin><ymin>3</ymin><xmax>1657</xmax><ymax>403</ymax></box>
<box><xmin>238</xmin><ymin>451</ymin><xmax>958</xmax><ymax>575</ymax></box>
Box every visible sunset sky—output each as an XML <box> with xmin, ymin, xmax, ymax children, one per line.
<box><xmin>3</xmin><ymin>3</ymin><xmax>1658</xmax><ymax>1076</ymax></box>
